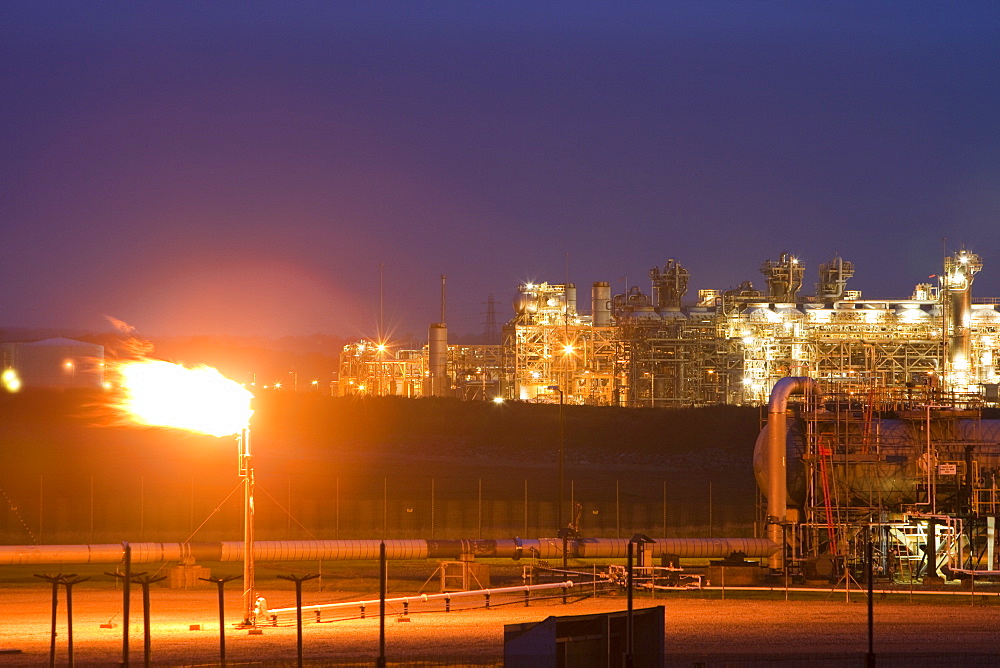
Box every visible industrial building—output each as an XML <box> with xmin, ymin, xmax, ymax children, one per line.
<box><xmin>338</xmin><ymin>249</ymin><xmax>1000</xmax><ymax>408</ymax></box>
<box><xmin>0</xmin><ymin>337</ymin><xmax>105</xmax><ymax>390</ymax></box>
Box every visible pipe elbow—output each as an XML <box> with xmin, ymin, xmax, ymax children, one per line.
<box><xmin>768</xmin><ymin>377</ymin><xmax>818</xmax><ymax>414</ymax></box>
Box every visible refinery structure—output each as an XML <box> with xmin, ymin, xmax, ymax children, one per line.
<box><xmin>338</xmin><ymin>249</ymin><xmax>1000</xmax><ymax>408</ymax></box>
<box><xmin>337</xmin><ymin>248</ymin><xmax>1000</xmax><ymax>582</ymax></box>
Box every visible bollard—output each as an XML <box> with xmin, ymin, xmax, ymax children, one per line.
<box><xmin>445</xmin><ymin>595</ymin><xmax>451</xmax><ymax>612</ymax></box>
<box><xmin>403</xmin><ymin>600</ymin><xmax>409</xmax><ymax>616</ymax></box>
<box><xmin>524</xmin><ymin>589</ymin><xmax>530</xmax><ymax>607</ymax></box>
<box><xmin>562</xmin><ymin>584</ymin><xmax>567</xmax><ymax>604</ymax></box>
<box><xmin>360</xmin><ymin>603</ymin><xmax>366</xmax><ymax>619</ymax></box>
<box><xmin>485</xmin><ymin>592</ymin><xmax>491</xmax><ymax>610</ymax></box>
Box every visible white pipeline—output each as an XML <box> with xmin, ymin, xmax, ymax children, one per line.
<box><xmin>0</xmin><ymin>537</ymin><xmax>777</xmax><ymax>565</ymax></box>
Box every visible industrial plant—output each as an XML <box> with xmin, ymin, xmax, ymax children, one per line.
<box><xmin>338</xmin><ymin>249</ymin><xmax>1000</xmax><ymax>408</ymax></box>
<box><xmin>337</xmin><ymin>249</ymin><xmax>1000</xmax><ymax>583</ymax></box>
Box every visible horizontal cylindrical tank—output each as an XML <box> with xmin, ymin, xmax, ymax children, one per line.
<box><xmin>754</xmin><ymin>418</ymin><xmax>1000</xmax><ymax>508</ymax></box>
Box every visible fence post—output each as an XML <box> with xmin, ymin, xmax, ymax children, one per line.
<box><xmin>524</xmin><ymin>479</ymin><xmax>528</xmax><ymax>536</ymax></box>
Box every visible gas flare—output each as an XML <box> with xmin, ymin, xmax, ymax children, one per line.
<box><xmin>110</xmin><ymin>359</ymin><xmax>253</xmax><ymax>437</ymax></box>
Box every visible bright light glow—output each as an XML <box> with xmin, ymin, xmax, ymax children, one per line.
<box><xmin>2</xmin><ymin>369</ymin><xmax>21</xmax><ymax>393</ymax></box>
<box><xmin>376</xmin><ymin>344</ymin><xmax>387</xmax><ymax>353</ymax></box>
<box><xmin>111</xmin><ymin>359</ymin><xmax>254</xmax><ymax>437</ymax></box>
<box><xmin>493</xmin><ymin>396</ymin><xmax>505</xmax><ymax>404</ymax></box>
<box><xmin>563</xmin><ymin>344</ymin><xmax>575</xmax><ymax>355</ymax></box>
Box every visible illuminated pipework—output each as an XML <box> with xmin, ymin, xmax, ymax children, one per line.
<box><xmin>336</xmin><ymin>251</ymin><xmax>1000</xmax><ymax>407</ymax></box>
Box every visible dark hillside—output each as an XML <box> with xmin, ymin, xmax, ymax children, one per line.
<box><xmin>0</xmin><ymin>391</ymin><xmax>763</xmax><ymax>543</ymax></box>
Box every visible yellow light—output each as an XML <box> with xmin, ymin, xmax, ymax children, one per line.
<box><xmin>493</xmin><ymin>397</ymin><xmax>505</xmax><ymax>404</ymax></box>
<box><xmin>563</xmin><ymin>344</ymin><xmax>575</xmax><ymax>355</ymax></box>
<box><xmin>274</xmin><ymin>382</ymin><xmax>283</xmax><ymax>389</ymax></box>
<box><xmin>2</xmin><ymin>369</ymin><xmax>21</xmax><ymax>393</ymax></box>
<box><xmin>110</xmin><ymin>359</ymin><xmax>253</xmax><ymax>437</ymax></box>
<box><xmin>377</xmin><ymin>344</ymin><xmax>387</xmax><ymax>353</ymax></box>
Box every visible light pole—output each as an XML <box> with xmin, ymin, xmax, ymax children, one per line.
<box><xmin>547</xmin><ymin>385</ymin><xmax>565</xmax><ymax>532</ymax></box>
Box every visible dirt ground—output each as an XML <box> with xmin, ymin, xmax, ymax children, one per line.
<box><xmin>2</xmin><ymin>585</ymin><xmax>1000</xmax><ymax>666</ymax></box>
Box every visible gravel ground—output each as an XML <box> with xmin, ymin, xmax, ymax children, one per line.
<box><xmin>2</xmin><ymin>585</ymin><xmax>1000</xmax><ymax>666</ymax></box>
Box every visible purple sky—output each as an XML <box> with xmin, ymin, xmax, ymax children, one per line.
<box><xmin>3</xmin><ymin>2</ymin><xmax>999</xmax><ymax>340</ymax></box>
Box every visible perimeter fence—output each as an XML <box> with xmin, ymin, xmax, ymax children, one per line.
<box><xmin>0</xmin><ymin>468</ymin><xmax>758</xmax><ymax>544</ymax></box>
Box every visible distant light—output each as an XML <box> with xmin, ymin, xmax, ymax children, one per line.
<box><xmin>563</xmin><ymin>344</ymin><xmax>575</xmax><ymax>355</ymax></box>
<box><xmin>2</xmin><ymin>369</ymin><xmax>22</xmax><ymax>393</ymax></box>
<box><xmin>377</xmin><ymin>344</ymin><xmax>387</xmax><ymax>353</ymax></box>
<box><xmin>492</xmin><ymin>397</ymin><xmax>505</xmax><ymax>404</ymax></box>
<box><xmin>274</xmin><ymin>382</ymin><xmax>283</xmax><ymax>389</ymax></box>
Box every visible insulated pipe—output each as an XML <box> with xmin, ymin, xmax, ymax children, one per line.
<box><xmin>0</xmin><ymin>537</ymin><xmax>774</xmax><ymax>566</ymax></box>
<box><xmin>575</xmin><ymin>537</ymin><xmax>778</xmax><ymax>560</ymax></box>
<box><xmin>766</xmin><ymin>376</ymin><xmax>818</xmax><ymax>570</ymax></box>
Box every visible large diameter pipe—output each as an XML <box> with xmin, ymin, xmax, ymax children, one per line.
<box><xmin>765</xmin><ymin>376</ymin><xmax>818</xmax><ymax>570</ymax></box>
<box><xmin>0</xmin><ymin>537</ymin><xmax>774</xmax><ymax>565</ymax></box>
<box><xmin>576</xmin><ymin>538</ymin><xmax>778</xmax><ymax>559</ymax></box>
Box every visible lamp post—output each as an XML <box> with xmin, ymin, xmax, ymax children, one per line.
<box><xmin>547</xmin><ymin>385</ymin><xmax>565</xmax><ymax>532</ymax></box>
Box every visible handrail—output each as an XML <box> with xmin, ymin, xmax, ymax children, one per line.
<box><xmin>267</xmin><ymin>580</ymin><xmax>576</xmax><ymax>622</ymax></box>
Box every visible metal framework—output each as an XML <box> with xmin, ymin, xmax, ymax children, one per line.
<box><xmin>337</xmin><ymin>251</ymin><xmax>1000</xmax><ymax>409</ymax></box>
<box><xmin>783</xmin><ymin>382</ymin><xmax>1000</xmax><ymax>582</ymax></box>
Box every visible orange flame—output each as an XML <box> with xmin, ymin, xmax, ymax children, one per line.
<box><xmin>111</xmin><ymin>359</ymin><xmax>254</xmax><ymax>437</ymax></box>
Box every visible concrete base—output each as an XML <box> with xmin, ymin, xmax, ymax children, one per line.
<box><xmin>168</xmin><ymin>563</ymin><xmax>211</xmax><ymax>589</ymax></box>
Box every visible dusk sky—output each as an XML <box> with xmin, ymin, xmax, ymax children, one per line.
<box><xmin>3</xmin><ymin>2</ymin><xmax>999</xmax><ymax>340</ymax></box>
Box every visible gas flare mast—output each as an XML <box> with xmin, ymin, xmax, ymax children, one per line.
<box><xmin>338</xmin><ymin>248</ymin><xmax>1000</xmax><ymax>407</ymax></box>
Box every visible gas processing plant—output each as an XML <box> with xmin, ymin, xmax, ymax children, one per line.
<box><xmin>339</xmin><ymin>249</ymin><xmax>1000</xmax><ymax>408</ymax></box>
<box><xmin>337</xmin><ymin>249</ymin><xmax>1000</xmax><ymax>581</ymax></box>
